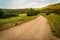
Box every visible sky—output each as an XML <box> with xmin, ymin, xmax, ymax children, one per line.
<box><xmin>0</xmin><ymin>0</ymin><xmax>60</xmax><ymax>9</ymax></box>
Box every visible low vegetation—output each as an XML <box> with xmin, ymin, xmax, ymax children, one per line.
<box><xmin>47</xmin><ymin>13</ymin><xmax>60</xmax><ymax>38</ymax></box>
<box><xmin>0</xmin><ymin>14</ymin><xmax>38</xmax><ymax>31</ymax></box>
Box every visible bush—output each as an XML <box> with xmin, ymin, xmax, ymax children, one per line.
<box><xmin>0</xmin><ymin>9</ymin><xmax>4</xmax><ymax>19</ymax></box>
<box><xmin>55</xmin><ymin>11</ymin><xmax>60</xmax><ymax>15</ymax></box>
<box><xmin>3</xmin><ymin>13</ymin><xmax>18</xmax><ymax>18</ymax></box>
<box><xmin>0</xmin><ymin>9</ymin><xmax>18</xmax><ymax>19</ymax></box>
<box><xmin>27</xmin><ymin>8</ymin><xmax>39</xmax><ymax>16</ymax></box>
<box><xmin>46</xmin><ymin>12</ymin><xmax>50</xmax><ymax>15</ymax></box>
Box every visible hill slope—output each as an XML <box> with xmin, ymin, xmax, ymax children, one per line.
<box><xmin>41</xmin><ymin>3</ymin><xmax>60</xmax><ymax>13</ymax></box>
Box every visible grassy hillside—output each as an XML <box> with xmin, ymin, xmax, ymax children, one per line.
<box><xmin>41</xmin><ymin>3</ymin><xmax>60</xmax><ymax>13</ymax></box>
<box><xmin>44</xmin><ymin>3</ymin><xmax>60</xmax><ymax>9</ymax></box>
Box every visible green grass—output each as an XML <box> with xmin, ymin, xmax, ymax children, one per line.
<box><xmin>0</xmin><ymin>14</ymin><xmax>37</xmax><ymax>31</ymax></box>
<box><xmin>40</xmin><ymin>13</ymin><xmax>47</xmax><ymax>17</ymax></box>
<box><xmin>40</xmin><ymin>13</ymin><xmax>60</xmax><ymax>38</ymax></box>
<box><xmin>47</xmin><ymin>13</ymin><xmax>60</xmax><ymax>38</ymax></box>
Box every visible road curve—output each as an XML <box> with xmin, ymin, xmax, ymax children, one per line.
<box><xmin>0</xmin><ymin>16</ymin><xmax>59</xmax><ymax>40</ymax></box>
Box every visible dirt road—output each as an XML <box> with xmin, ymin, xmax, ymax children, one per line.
<box><xmin>0</xmin><ymin>16</ymin><xmax>59</xmax><ymax>40</ymax></box>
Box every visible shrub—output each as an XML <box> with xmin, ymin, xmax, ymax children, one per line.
<box><xmin>27</xmin><ymin>8</ymin><xmax>39</xmax><ymax>16</ymax></box>
<box><xmin>55</xmin><ymin>11</ymin><xmax>60</xmax><ymax>15</ymax></box>
<box><xmin>0</xmin><ymin>9</ymin><xmax>4</xmax><ymax>19</ymax></box>
<box><xmin>3</xmin><ymin>13</ymin><xmax>18</xmax><ymax>18</ymax></box>
<box><xmin>46</xmin><ymin>12</ymin><xmax>50</xmax><ymax>15</ymax></box>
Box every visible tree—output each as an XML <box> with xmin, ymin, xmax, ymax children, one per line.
<box><xmin>27</xmin><ymin>8</ymin><xmax>39</xmax><ymax>16</ymax></box>
<box><xmin>0</xmin><ymin>9</ymin><xmax>4</xmax><ymax>19</ymax></box>
<box><xmin>45</xmin><ymin>9</ymin><xmax>50</xmax><ymax>15</ymax></box>
<box><xmin>46</xmin><ymin>12</ymin><xmax>50</xmax><ymax>15</ymax></box>
<box><xmin>56</xmin><ymin>10</ymin><xmax>60</xmax><ymax>15</ymax></box>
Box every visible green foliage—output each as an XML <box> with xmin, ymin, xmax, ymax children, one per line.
<box><xmin>0</xmin><ymin>9</ymin><xmax>19</xmax><ymax>19</ymax></box>
<box><xmin>55</xmin><ymin>11</ymin><xmax>60</xmax><ymax>15</ymax></box>
<box><xmin>0</xmin><ymin>9</ymin><xmax>4</xmax><ymax>19</ymax></box>
<box><xmin>3</xmin><ymin>13</ymin><xmax>18</xmax><ymax>18</ymax></box>
<box><xmin>46</xmin><ymin>12</ymin><xmax>50</xmax><ymax>15</ymax></box>
<box><xmin>27</xmin><ymin>8</ymin><xmax>39</xmax><ymax>16</ymax></box>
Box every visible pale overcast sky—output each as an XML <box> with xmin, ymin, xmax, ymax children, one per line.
<box><xmin>0</xmin><ymin>0</ymin><xmax>60</xmax><ymax>9</ymax></box>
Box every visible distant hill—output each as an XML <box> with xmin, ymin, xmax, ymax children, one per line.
<box><xmin>44</xmin><ymin>3</ymin><xmax>60</xmax><ymax>9</ymax></box>
<box><xmin>42</xmin><ymin>3</ymin><xmax>60</xmax><ymax>13</ymax></box>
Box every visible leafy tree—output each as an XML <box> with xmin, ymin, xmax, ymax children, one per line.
<box><xmin>56</xmin><ymin>10</ymin><xmax>60</xmax><ymax>15</ymax></box>
<box><xmin>0</xmin><ymin>9</ymin><xmax>4</xmax><ymax>19</ymax></box>
<box><xmin>27</xmin><ymin>8</ymin><xmax>39</xmax><ymax>16</ymax></box>
<box><xmin>46</xmin><ymin>12</ymin><xmax>50</xmax><ymax>15</ymax></box>
<box><xmin>3</xmin><ymin>13</ymin><xmax>18</xmax><ymax>18</ymax></box>
<box><xmin>45</xmin><ymin>10</ymin><xmax>50</xmax><ymax>15</ymax></box>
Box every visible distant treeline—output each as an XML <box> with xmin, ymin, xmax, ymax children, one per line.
<box><xmin>1</xmin><ymin>8</ymin><xmax>29</xmax><ymax>14</ymax></box>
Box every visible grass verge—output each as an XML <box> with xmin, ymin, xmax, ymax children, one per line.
<box><xmin>0</xmin><ymin>14</ymin><xmax>38</xmax><ymax>31</ymax></box>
